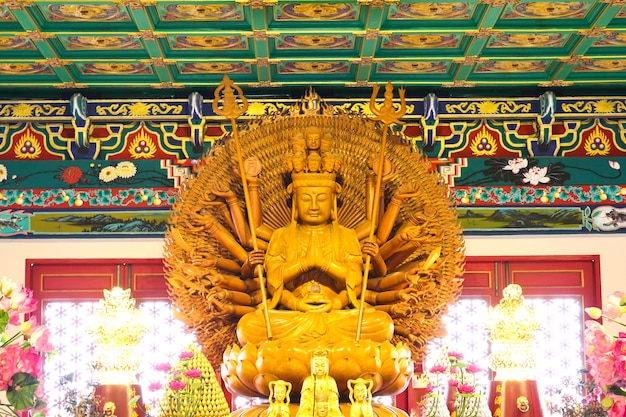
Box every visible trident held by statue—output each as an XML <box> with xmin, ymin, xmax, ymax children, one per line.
<box><xmin>212</xmin><ymin>75</ymin><xmax>273</xmax><ymax>340</ymax></box>
<box><xmin>356</xmin><ymin>81</ymin><xmax>406</xmax><ymax>341</ymax></box>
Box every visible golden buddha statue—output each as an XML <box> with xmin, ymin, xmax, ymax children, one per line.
<box><xmin>296</xmin><ymin>351</ymin><xmax>342</xmax><ymax>417</ymax></box>
<box><xmin>348</xmin><ymin>378</ymin><xmax>374</xmax><ymax>417</ymax></box>
<box><xmin>235</xmin><ymin>132</ymin><xmax>395</xmax><ymax>347</ymax></box>
<box><xmin>164</xmin><ymin>85</ymin><xmax>465</xmax><ymax>405</ymax></box>
<box><xmin>267</xmin><ymin>380</ymin><xmax>291</xmax><ymax>417</ymax></box>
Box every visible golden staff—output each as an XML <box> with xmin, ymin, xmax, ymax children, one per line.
<box><xmin>212</xmin><ymin>75</ymin><xmax>272</xmax><ymax>340</ymax></box>
<box><xmin>356</xmin><ymin>81</ymin><xmax>406</xmax><ymax>341</ymax></box>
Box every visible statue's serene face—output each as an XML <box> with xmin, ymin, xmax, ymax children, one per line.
<box><xmin>313</xmin><ymin>356</ymin><xmax>329</xmax><ymax>377</ymax></box>
<box><xmin>274</xmin><ymin>384</ymin><xmax>286</xmax><ymax>401</ymax></box>
<box><xmin>295</xmin><ymin>186</ymin><xmax>333</xmax><ymax>226</ymax></box>
<box><xmin>103</xmin><ymin>405</ymin><xmax>115</xmax><ymax>416</ymax></box>
<box><xmin>354</xmin><ymin>384</ymin><xmax>367</xmax><ymax>402</ymax></box>
<box><xmin>315</xmin><ymin>402</ymin><xmax>329</xmax><ymax>417</ymax></box>
<box><xmin>305</xmin><ymin>130</ymin><xmax>322</xmax><ymax>150</ymax></box>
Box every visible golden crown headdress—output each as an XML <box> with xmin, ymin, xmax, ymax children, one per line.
<box><xmin>284</xmin><ymin>123</ymin><xmax>342</xmax><ymax>192</ymax></box>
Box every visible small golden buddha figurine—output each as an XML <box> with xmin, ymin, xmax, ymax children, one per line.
<box><xmin>296</xmin><ymin>351</ymin><xmax>342</xmax><ymax>417</ymax></box>
<box><xmin>267</xmin><ymin>380</ymin><xmax>292</xmax><ymax>417</ymax></box>
<box><xmin>103</xmin><ymin>402</ymin><xmax>117</xmax><ymax>417</ymax></box>
<box><xmin>348</xmin><ymin>378</ymin><xmax>374</xmax><ymax>417</ymax></box>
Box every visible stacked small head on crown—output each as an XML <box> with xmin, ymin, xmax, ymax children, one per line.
<box><xmin>284</xmin><ymin>127</ymin><xmax>343</xmax><ymax>224</ymax></box>
<box><xmin>285</xmin><ymin>126</ymin><xmax>341</xmax><ymax>176</ymax></box>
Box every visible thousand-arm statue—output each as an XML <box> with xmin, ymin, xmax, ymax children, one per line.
<box><xmin>164</xmin><ymin>78</ymin><xmax>465</xmax><ymax>404</ymax></box>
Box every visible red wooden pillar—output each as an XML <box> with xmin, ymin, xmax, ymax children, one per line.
<box><xmin>95</xmin><ymin>384</ymin><xmax>145</xmax><ymax>417</ymax></box>
<box><xmin>488</xmin><ymin>380</ymin><xmax>543</xmax><ymax>417</ymax></box>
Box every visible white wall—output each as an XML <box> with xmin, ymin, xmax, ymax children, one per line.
<box><xmin>1</xmin><ymin>233</ymin><xmax>623</xmax><ymax>303</ymax></box>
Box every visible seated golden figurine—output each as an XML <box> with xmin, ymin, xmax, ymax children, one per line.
<box><xmin>219</xmin><ymin>124</ymin><xmax>420</xmax><ymax>399</ymax></box>
<box><xmin>236</xmin><ymin>169</ymin><xmax>394</xmax><ymax>345</ymax></box>
<box><xmin>296</xmin><ymin>351</ymin><xmax>342</xmax><ymax>417</ymax></box>
<box><xmin>267</xmin><ymin>380</ymin><xmax>292</xmax><ymax>417</ymax></box>
<box><xmin>168</xmin><ymin>104</ymin><xmax>465</xmax><ymax>402</ymax></box>
<box><xmin>348</xmin><ymin>378</ymin><xmax>374</xmax><ymax>417</ymax></box>
<box><xmin>235</xmin><ymin>128</ymin><xmax>398</xmax><ymax>346</ymax></box>
<box><xmin>103</xmin><ymin>402</ymin><xmax>117</xmax><ymax>417</ymax></box>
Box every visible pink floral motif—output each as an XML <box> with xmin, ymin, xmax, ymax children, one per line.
<box><xmin>29</xmin><ymin>326</ymin><xmax>54</xmax><ymax>353</ymax></box>
<box><xmin>154</xmin><ymin>363</ymin><xmax>172</xmax><ymax>372</ymax></box>
<box><xmin>584</xmin><ymin>320</ymin><xmax>614</xmax><ymax>356</ymax></box>
<box><xmin>609</xmin><ymin>394</ymin><xmax>626</xmax><ymax>417</ymax></box>
<box><xmin>179</xmin><ymin>351</ymin><xmax>194</xmax><ymax>360</ymax></box>
<box><xmin>429</xmin><ymin>365</ymin><xmax>447</xmax><ymax>373</ymax></box>
<box><xmin>522</xmin><ymin>166</ymin><xmax>550</xmax><ymax>185</ymax></box>
<box><xmin>605</xmin><ymin>291</ymin><xmax>626</xmax><ymax>320</ymax></box>
<box><xmin>448</xmin><ymin>351</ymin><xmax>464</xmax><ymax>360</ymax></box>
<box><xmin>457</xmin><ymin>384</ymin><xmax>475</xmax><ymax>394</ymax></box>
<box><xmin>168</xmin><ymin>380</ymin><xmax>186</xmax><ymax>391</ymax></box>
<box><xmin>148</xmin><ymin>381</ymin><xmax>162</xmax><ymax>391</ymax></box>
<box><xmin>503</xmin><ymin>158</ymin><xmax>529</xmax><ymax>174</ymax></box>
<box><xmin>465</xmin><ymin>364</ymin><xmax>481</xmax><ymax>373</ymax></box>
<box><xmin>183</xmin><ymin>369</ymin><xmax>202</xmax><ymax>379</ymax></box>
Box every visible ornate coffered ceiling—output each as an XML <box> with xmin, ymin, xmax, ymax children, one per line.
<box><xmin>2</xmin><ymin>0</ymin><xmax>626</xmax><ymax>96</ymax></box>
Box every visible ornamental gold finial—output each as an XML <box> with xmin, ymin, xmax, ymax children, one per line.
<box><xmin>212</xmin><ymin>74</ymin><xmax>249</xmax><ymax>120</ymax></box>
<box><xmin>369</xmin><ymin>81</ymin><xmax>406</xmax><ymax>126</ymax></box>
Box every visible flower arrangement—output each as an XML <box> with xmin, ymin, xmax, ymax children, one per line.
<box><xmin>447</xmin><ymin>352</ymin><xmax>486</xmax><ymax>417</ymax></box>
<box><xmin>546</xmin><ymin>371</ymin><xmax>607</xmax><ymax>417</ymax></box>
<box><xmin>422</xmin><ymin>349</ymin><xmax>490</xmax><ymax>417</ymax></box>
<box><xmin>423</xmin><ymin>364</ymin><xmax>449</xmax><ymax>417</ymax></box>
<box><xmin>583</xmin><ymin>290</ymin><xmax>626</xmax><ymax>417</ymax></box>
<box><xmin>0</xmin><ymin>277</ymin><xmax>54</xmax><ymax>417</ymax></box>
<box><xmin>58</xmin><ymin>374</ymin><xmax>102</xmax><ymax>417</ymax></box>
<box><xmin>130</xmin><ymin>344</ymin><xmax>230</xmax><ymax>417</ymax></box>
<box><xmin>150</xmin><ymin>351</ymin><xmax>204</xmax><ymax>417</ymax></box>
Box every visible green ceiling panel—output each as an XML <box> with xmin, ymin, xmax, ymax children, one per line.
<box><xmin>0</xmin><ymin>0</ymin><xmax>625</xmax><ymax>92</ymax></box>
<box><xmin>49</xmin><ymin>35</ymin><xmax>150</xmax><ymax>60</ymax></box>
<box><xmin>26</xmin><ymin>3</ymin><xmax>138</xmax><ymax>32</ymax></box>
<box><xmin>0</xmin><ymin>36</ymin><xmax>42</xmax><ymax>59</ymax></box>
<box><xmin>148</xmin><ymin>3</ymin><xmax>249</xmax><ymax>31</ymax></box>
<box><xmin>159</xmin><ymin>35</ymin><xmax>253</xmax><ymax>59</ymax></box>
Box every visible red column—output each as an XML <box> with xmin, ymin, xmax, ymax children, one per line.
<box><xmin>95</xmin><ymin>384</ymin><xmax>146</xmax><ymax>417</ymax></box>
<box><xmin>488</xmin><ymin>380</ymin><xmax>544</xmax><ymax>417</ymax></box>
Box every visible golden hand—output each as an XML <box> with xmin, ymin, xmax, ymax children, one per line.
<box><xmin>403</xmin><ymin>266</ymin><xmax>423</xmax><ymax>285</ymax></box>
<box><xmin>304</xmin><ymin>229</ymin><xmax>326</xmax><ymax>272</ymax></box>
<box><xmin>211</xmin><ymin>181</ymin><xmax>236</xmax><ymax>201</ymax></box>
<box><xmin>400</xmin><ymin>225</ymin><xmax>426</xmax><ymax>242</ymax></box>
<box><xmin>395</xmin><ymin>181</ymin><xmax>421</xmax><ymax>200</ymax></box>
<box><xmin>361</xmin><ymin>240</ymin><xmax>379</xmax><ymax>258</ymax></box>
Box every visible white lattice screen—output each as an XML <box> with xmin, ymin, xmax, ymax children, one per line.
<box><xmin>43</xmin><ymin>301</ymin><xmax>195</xmax><ymax>417</ymax></box>
<box><xmin>44</xmin><ymin>297</ymin><xmax>585</xmax><ymax>417</ymax></box>
<box><xmin>432</xmin><ymin>296</ymin><xmax>585</xmax><ymax>416</ymax></box>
